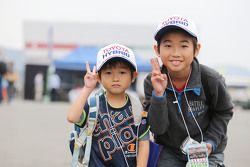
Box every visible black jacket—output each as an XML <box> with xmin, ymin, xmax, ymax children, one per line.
<box><xmin>143</xmin><ymin>58</ymin><xmax>233</xmax><ymax>159</ymax></box>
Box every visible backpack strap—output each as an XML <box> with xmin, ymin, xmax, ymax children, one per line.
<box><xmin>126</xmin><ymin>91</ymin><xmax>142</xmax><ymax>125</ymax></box>
<box><xmin>71</xmin><ymin>92</ymin><xmax>100</xmax><ymax>167</ymax></box>
<box><xmin>71</xmin><ymin>127</ymin><xmax>87</xmax><ymax>167</ymax></box>
<box><xmin>125</xmin><ymin>91</ymin><xmax>143</xmax><ymax>159</ymax></box>
<box><xmin>82</xmin><ymin>94</ymin><xmax>99</xmax><ymax>166</ymax></box>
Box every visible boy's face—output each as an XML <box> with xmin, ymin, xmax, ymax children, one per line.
<box><xmin>154</xmin><ymin>31</ymin><xmax>200</xmax><ymax>75</ymax></box>
<box><xmin>98</xmin><ymin>64</ymin><xmax>137</xmax><ymax>95</ymax></box>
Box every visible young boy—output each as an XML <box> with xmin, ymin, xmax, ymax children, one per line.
<box><xmin>143</xmin><ymin>15</ymin><xmax>234</xmax><ymax>167</ymax></box>
<box><xmin>68</xmin><ymin>43</ymin><xmax>149</xmax><ymax>167</ymax></box>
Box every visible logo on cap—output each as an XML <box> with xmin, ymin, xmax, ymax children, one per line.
<box><xmin>160</xmin><ymin>16</ymin><xmax>189</xmax><ymax>28</ymax></box>
<box><xmin>102</xmin><ymin>45</ymin><xmax>131</xmax><ymax>59</ymax></box>
<box><xmin>96</xmin><ymin>43</ymin><xmax>137</xmax><ymax>72</ymax></box>
<box><xmin>154</xmin><ymin>15</ymin><xmax>198</xmax><ymax>41</ymax></box>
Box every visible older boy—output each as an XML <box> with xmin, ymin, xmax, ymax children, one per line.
<box><xmin>143</xmin><ymin>15</ymin><xmax>233</xmax><ymax>167</ymax></box>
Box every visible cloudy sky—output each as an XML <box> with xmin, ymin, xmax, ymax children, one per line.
<box><xmin>0</xmin><ymin>0</ymin><xmax>250</xmax><ymax>70</ymax></box>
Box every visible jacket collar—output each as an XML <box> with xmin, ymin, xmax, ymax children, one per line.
<box><xmin>161</xmin><ymin>58</ymin><xmax>205</xmax><ymax>99</ymax></box>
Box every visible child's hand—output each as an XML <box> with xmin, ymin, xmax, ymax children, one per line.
<box><xmin>206</xmin><ymin>143</ymin><xmax>212</xmax><ymax>155</ymax></box>
<box><xmin>150</xmin><ymin>58</ymin><xmax>167</xmax><ymax>96</ymax></box>
<box><xmin>84</xmin><ymin>62</ymin><xmax>98</xmax><ymax>90</ymax></box>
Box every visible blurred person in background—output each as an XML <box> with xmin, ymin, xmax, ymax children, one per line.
<box><xmin>34</xmin><ymin>72</ymin><xmax>44</xmax><ymax>101</ymax></box>
<box><xmin>0</xmin><ymin>61</ymin><xmax>7</xmax><ymax>103</ymax></box>
<box><xmin>1</xmin><ymin>73</ymin><xmax>9</xmax><ymax>103</ymax></box>
<box><xmin>5</xmin><ymin>62</ymin><xmax>18</xmax><ymax>102</ymax></box>
<box><xmin>48</xmin><ymin>72</ymin><xmax>61</xmax><ymax>101</ymax></box>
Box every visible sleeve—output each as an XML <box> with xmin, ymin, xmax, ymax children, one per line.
<box><xmin>75</xmin><ymin>103</ymin><xmax>90</xmax><ymax>128</ymax></box>
<box><xmin>204</xmin><ymin>75</ymin><xmax>234</xmax><ymax>151</ymax></box>
<box><xmin>138</xmin><ymin>111</ymin><xmax>150</xmax><ymax>141</ymax></box>
<box><xmin>143</xmin><ymin>73</ymin><xmax>170</xmax><ymax>135</ymax></box>
<box><xmin>142</xmin><ymin>74</ymin><xmax>153</xmax><ymax>112</ymax></box>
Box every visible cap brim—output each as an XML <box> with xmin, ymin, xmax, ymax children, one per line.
<box><xmin>154</xmin><ymin>25</ymin><xmax>197</xmax><ymax>41</ymax></box>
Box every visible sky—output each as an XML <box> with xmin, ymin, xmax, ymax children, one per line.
<box><xmin>0</xmin><ymin>0</ymin><xmax>250</xmax><ymax>70</ymax></box>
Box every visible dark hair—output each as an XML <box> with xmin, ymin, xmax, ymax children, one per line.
<box><xmin>98</xmin><ymin>57</ymin><xmax>136</xmax><ymax>79</ymax></box>
<box><xmin>156</xmin><ymin>29</ymin><xmax>198</xmax><ymax>54</ymax></box>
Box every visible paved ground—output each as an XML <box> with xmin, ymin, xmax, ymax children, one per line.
<box><xmin>0</xmin><ymin>100</ymin><xmax>72</xmax><ymax>167</ymax></box>
<box><xmin>0</xmin><ymin>100</ymin><xmax>249</xmax><ymax>167</ymax></box>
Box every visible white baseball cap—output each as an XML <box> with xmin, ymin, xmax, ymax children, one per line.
<box><xmin>96</xmin><ymin>43</ymin><xmax>137</xmax><ymax>72</ymax></box>
<box><xmin>154</xmin><ymin>15</ymin><xmax>198</xmax><ymax>41</ymax></box>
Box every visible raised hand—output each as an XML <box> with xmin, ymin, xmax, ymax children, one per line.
<box><xmin>84</xmin><ymin>62</ymin><xmax>98</xmax><ymax>91</ymax></box>
<box><xmin>150</xmin><ymin>58</ymin><xmax>167</xmax><ymax>96</ymax></box>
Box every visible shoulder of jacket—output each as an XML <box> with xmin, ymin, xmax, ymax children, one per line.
<box><xmin>200</xmin><ymin>64</ymin><xmax>224</xmax><ymax>82</ymax></box>
<box><xmin>144</xmin><ymin>73</ymin><xmax>153</xmax><ymax>86</ymax></box>
<box><xmin>145</xmin><ymin>73</ymin><xmax>152</xmax><ymax>80</ymax></box>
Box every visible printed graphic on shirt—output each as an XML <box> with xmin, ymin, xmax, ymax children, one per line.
<box><xmin>93</xmin><ymin>101</ymin><xmax>137</xmax><ymax>161</ymax></box>
<box><xmin>186</xmin><ymin>100</ymin><xmax>206</xmax><ymax>117</ymax></box>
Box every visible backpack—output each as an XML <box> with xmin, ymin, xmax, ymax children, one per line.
<box><xmin>69</xmin><ymin>90</ymin><xmax>143</xmax><ymax>167</ymax></box>
<box><xmin>69</xmin><ymin>90</ymin><xmax>100</xmax><ymax>167</ymax></box>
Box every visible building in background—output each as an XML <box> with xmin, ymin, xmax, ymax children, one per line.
<box><xmin>23</xmin><ymin>21</ymin><xmax>155</xmax><ymax>100</ymax></box>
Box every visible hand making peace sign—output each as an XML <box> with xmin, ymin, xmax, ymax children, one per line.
<box><xmin>84</xmin><ymin>62</ymin><xmax>98</xmax><ymax>90</ymax></box>
<box><xmin>150</xmin><ymin>58</ymin><xmax>168</xmax><ymax>96</ymax></box>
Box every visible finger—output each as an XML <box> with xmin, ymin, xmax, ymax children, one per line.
<box><xmin>152</xmin><ymin>75</ymin><xmax>166</xmax><ymax>81</ymax></box>
<box><xmin>162</xmin><ymin>74</ymin><xmax>168</xmax><ymax>81</ymax></box>
<box><xmin>86</xmin><ymin>62</ymin><xmax>90</xmax><ymax>73</ymax></box>
<box><xmin>154</xmin><ymin>58</ymin><xmax>161</xmax><ymax>71</ymax></box>
<box><xmin>150</xmin><ymin>58</ymin><xmax>156</xmax><ymax>71</ymax></box>
<box><xmin>152</xmin><ymin>71</ymin><xmax>161</xmax><ymax>76</ymax></box>
<box><xmin>150</xmin><ymin>58</ymin><xmax>159</xmax><ymax>72</ymax></box>
<box><xmin>92</xmin><ymin>65</ymin><xmax>96</xmax><ymax>74</ymax></box>
<box><xmin>151</xmin><ymin>58</ymin><xmax>160</xmax><ymax>72</ymax></box>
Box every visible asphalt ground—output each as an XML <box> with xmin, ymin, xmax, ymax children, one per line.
<box><xmin>0</xmin><ymin>100</ymin><xmax>249</xmax><ymax>167</ymax></box>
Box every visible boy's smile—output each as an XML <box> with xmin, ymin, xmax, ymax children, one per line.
<box><xmin>170</xmin><ymin>60</ymin><xmax>183</xmax><ymax>67</ymax></box>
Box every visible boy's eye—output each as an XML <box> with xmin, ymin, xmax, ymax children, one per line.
<box><xmin>104</xmin><ymin>71</ymin><xmax>112</xmax><ymax>75</ymax></box>
<box><xmin>120</xmin><ymin>71</ymin><xmax>127</xmax><ymax>74</ymax></box>
<box><xmin>164</xmin><ymin>44</ymin><xmax>171</xmax><ymax>48</ymax></box>
<box><xmin>181</xmin><ymin>42</ymin><xmax>190</xmax><ymax>48</ymax></box>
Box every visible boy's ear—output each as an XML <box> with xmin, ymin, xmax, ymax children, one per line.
<box><xmin>97</xmin><ymin>73</ymin><xmax>101</xmax><ymax>82</ymax></box>
<box><xmin>194</xmin><ymin>43</ymin><xmax>201</xmax><ymax>58</ymax></box>
<box><xmin>153</xmin><ymin>44</ymin><xmax>160</xmax><ymax>57</ymax></box>
<box><xmin>132</xmin><ymin>71</ymin><xmax>138</xmax><ymax>83</ymax></box>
